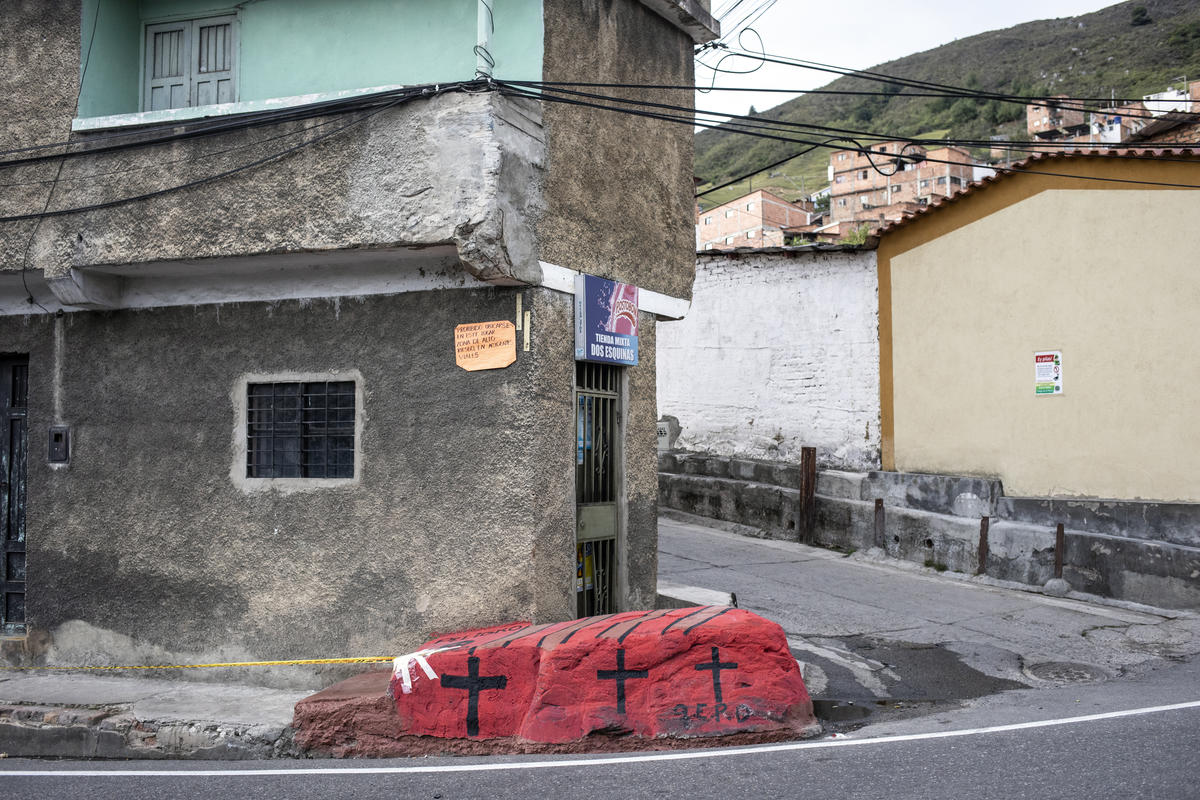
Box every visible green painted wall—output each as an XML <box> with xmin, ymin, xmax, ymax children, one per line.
<box><xmin>78</xmin><ymin>0</ymin><xmax>543</xmax><ymax>117</ymax></box>
<box><xmin>79</xmin><ymin>0</ymin><xmax>141</xmax><ymax>118</ymax></box>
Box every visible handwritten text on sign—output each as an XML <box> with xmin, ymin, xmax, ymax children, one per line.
<box><xmin>455</xmin><ymin>321</ymin><xmax>517</xmax><ymax>371</ymax></box>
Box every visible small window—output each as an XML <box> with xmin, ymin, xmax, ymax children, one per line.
<box><xmin>725</xmin><ymin>209</ymin><xmax>735</xmax><ymax>218</ymax></box>
<box><xmin>838</xmin><ymin>198</ymin><xmax>846</xmax><ymax>207</ymax></box>
<box><xmin>746</xmin><ymin>202</ymin><xmax>755</xmax><ymax>211</ymax></box>
<box><xmin>859</xmin><ymin>170</ymin><xmax>869</xmax><ymax>180</ymax></box>
<box><xmin>144</xmin><ymin>15</ymin><xmax>237</xmax><ymax>111</ymax></box>
<box><xmin>725</xmin><ymin>236</ymin><xmax>734</xmax><ymax>244</ymax></box>
<box><xmin>835</xmin><ymin>175</ymin><xmax>845</xmax><ymax>183</ymax></box>
<box><xmin>747</xmin><ymin>229</ymin><xmax>757</xmax><ymax>238</ymax></box>
<box><xmin>247</xmin><ymin>381</ymin><xmax>355</xmax><ymax>478</ymax></box>
<box><xmin>703</xmin><ymin>216</ymin><xmax>713</xmax><ymax>224</ymax></box>
<box><xmin>704</xmin><ymin>243</ymin><xmax>714</xmax><ymax>250</ymax></box>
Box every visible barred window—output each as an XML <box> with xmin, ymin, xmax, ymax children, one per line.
<box><xmin>247</xmin><ymin>381</ymin><xmax>355</xmax><ymax>479</ymax></box>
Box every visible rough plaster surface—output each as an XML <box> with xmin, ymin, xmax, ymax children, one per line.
<box><xmin>8</xmin><ymin>93</ymin><xmax>544</xmax><ymax>287</ymax></box>
<box><xmin>657</xmin><ymin>249</ymin><xmax>881</xmax><ymax>470</ymax></box>
<box><xmin>0</xmin><ymin>288</ymin><xmax>594</xmax><ymax>686</ymax></box>
<box><xmin>539</xmin><ymin>0</ymin><xmax>696</xmax><ymax>298</ymax></box>
<box><xmin>888</xmin><ymin>188</ymin><xmax>1200</xmax><ymax>501</ymax></box>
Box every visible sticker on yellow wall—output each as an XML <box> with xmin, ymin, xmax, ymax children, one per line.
<box><xmin>455</xmin><ymin>321</ymin><xmax>517</xmax><ymax>371</ymax></box>
<box><xmin>1034</xmin><ymin>350</ymin><xmax>1063</xmax><ymax>395</ymax></box>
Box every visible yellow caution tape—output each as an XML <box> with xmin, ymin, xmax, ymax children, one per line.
<box><xmin>0</xmin><ymin>656</ymin><xmax>395</xmax><ymax>671</ymax></box>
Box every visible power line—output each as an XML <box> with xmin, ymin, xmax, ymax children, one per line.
<box><xmin>0</xmin><ymin>81</ymin><xmax>470</xmax><ymax>170</ymax></box>
<box><xmin>714</xmin><ymin>45</ymin><xmax>1198</xmax><ymax>123</ymax></box>
<box><xmin>494</xmin><ymin>82</ymin><xmax>1200</xmax><ymax>194</ymax></box>
<box><xmin>496</xmin><ymin>78</ymin><xmax>1180</xmax><ymax>105</ymax></box>
<box><xmin>500</xmin><ymin>80</ymin><xmax>1199</xmax><ymax>161</ymax></box>
<box><xmin>0</xmin><ymin>115</ymin><xmax>348</xmax><ymax>189</ymax></box>
<box><xmin>0</xmin><ymin>83</ymin><xmax>471</xmax><ymax>224</ymax></box>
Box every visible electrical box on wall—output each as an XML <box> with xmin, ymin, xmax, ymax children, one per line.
<box><xmin>48</xmin><ymin>425</ymin><xmax>70</xmax><ymax>463</ymax></box>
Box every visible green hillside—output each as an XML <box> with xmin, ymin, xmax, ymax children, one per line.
<box><xmin>695</xmin><ymin>0</ymin><xmax>1200</xmax><ymax>209</ymax></box>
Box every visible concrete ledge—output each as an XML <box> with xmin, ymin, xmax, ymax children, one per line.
<box><xmin>1000</xmin><ymin>496</ymin><xmax>1200</xmax><ymax>548</ymax></box>
<box><xmin>659</xmin><ymin>453</ymin><xmax>1200</xmax><ymax>610</ymax></box>
<box><xmin>656</xmin><ymin>583</ymin><xmax>736</xmax><ymax>609</ymax></box>
<box><xmin>0</xmin><ymin>707</ymin><xmax>297</xmax><ymax>759</ymax></box>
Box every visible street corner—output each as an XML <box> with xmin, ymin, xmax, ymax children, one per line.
<box><xmin>292</xmin><ymin>606</ymin><xmax>819</xmax><ymax>756</ymax></box>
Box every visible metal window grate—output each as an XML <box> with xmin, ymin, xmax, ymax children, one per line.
<box><xmin>576</xmin><ymin>363</ymin><xmax>619</xmax><ymax>505</ymax></box>
<box><xmin>576</xmin><ymin>538</ymin><xmax>616</xmax><ymax>616</ymax></box>
<box><xmin>247</xmin><ymin>381</ymin><xmax>354</xmax><ymax>479</ymax></box>
<box><xmin>576</xmin><ymin>361</ymin><xmax>619</xmax><ymax>394</ymax></box>
<box><xmin>10</xmin><ymin>365</ymin><xmax>27</xmax><ymax>409</ymax></box>
<box><xmin>2</xmin><ymin>357</ymin><xmax>28</xmax><ymax>635</ymax></box>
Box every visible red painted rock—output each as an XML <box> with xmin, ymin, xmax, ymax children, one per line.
<box><xmin>388</xmin><ymin>606</ymin><xmax>816</xmax><ymax>743</ymax></box>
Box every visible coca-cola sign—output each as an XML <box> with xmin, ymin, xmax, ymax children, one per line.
<box><xmin>574</xmin><ymin>274</ymin><xmax>640</xmax><ymax>366</ymax></box>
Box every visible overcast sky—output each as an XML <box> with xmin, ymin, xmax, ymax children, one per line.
<box><xmin>696</xmin><ymin>0</ymin><xmax>1121</xmax><ymax>120</ymax></box>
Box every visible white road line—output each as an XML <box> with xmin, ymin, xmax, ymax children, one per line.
<box><xmin>3</xmin><ymin>699</ymin><xmax>1199</xmax><ymax>778</ymax></box>
<box><xmin>787</xmin><ymin>637</ymin><xmax>897</xmax><ymax>696</ymax></box>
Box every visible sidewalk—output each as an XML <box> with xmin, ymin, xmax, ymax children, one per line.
<box><xmin>0</xmin><ymin>672</ymin><xmax>312</xmax><ymax>759</ymax></box>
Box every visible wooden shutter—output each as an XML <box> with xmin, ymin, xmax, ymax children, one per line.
<box><xmin>143</xmin><ymin>15</ymin><xmax>237</xmax><ymax>111</ymax></box>
<box><xmin>145</xmin><ymin>21</ymin><xmax>190</xmax><ymax>111</ymax></box>
<box><xmin>192</xmin><ymin>16</ymin><xmax>236</xmax><ymax>106</ymax></box>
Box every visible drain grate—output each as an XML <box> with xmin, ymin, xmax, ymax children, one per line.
<box><xmin>1024</xmin><ymin>661</ymin><xmax>1108</xmax><ymax>684</ymax></box>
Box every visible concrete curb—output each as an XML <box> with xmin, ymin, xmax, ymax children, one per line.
<box><xmin>0</xmin><ymin>703</ymin><xmax>299</xmax><ymax>760</ymax></box>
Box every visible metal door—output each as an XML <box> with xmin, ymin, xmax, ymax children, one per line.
<box><xmin>0</xmin><ymin>357</ymin><xmax>27</xmax><ymax>636</ymax></box>
<box><xmin>575</xmin><ymin>362</ymin><xmax>621</xmax><ymax>617</ymax></box>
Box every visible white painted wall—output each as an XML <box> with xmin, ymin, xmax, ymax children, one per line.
<box><xmin>657</xmin><ymin>248</ymin><xmax>881</xmax><ymax>470</ymax></box>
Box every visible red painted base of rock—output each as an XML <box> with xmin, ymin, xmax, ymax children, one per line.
<box><xmin>294</xmin><ymin>606</ymin><xmax>818</xmax><ymax>755</ymax></box>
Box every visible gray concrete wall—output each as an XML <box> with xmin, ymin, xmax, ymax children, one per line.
<box><xmin>1</xmin><ymin>287</ymin><xmax>581</xmax><ymax>685</ymax></box>
<box><xmin>659</xmin><ymin>452</ymin><xmax>1200</xmax><ymax>610</ymax></box>
<box><xmin>540</xmin><ymin>0</ymin><xmax>696</xmax><ymax>299</ymax></box>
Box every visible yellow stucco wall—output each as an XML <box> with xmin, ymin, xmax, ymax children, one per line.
<box><xmin>883</xmin><ymin>185</ymin><xmax>1200</xmax><ymax>501</ymax></box>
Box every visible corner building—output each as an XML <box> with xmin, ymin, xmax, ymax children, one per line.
<box><xmin>0</xmin><ymin>0</ymin><xmax>717</xmax><ymax>684</ymax></box>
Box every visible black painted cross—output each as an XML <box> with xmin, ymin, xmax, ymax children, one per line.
<box><xmin>694</xmin><ymin>646</ymin><xmax>738</xmax><ymax>703</ymax></box>
<box><xmin>597</xmin><ymin>648</ymin><xmax>648</xmax><ymax>714</ymax></box>
<box><xmin>440</xmin><ymin>656</ymin><xmax>508</xmax><ymax>737</ymax></box>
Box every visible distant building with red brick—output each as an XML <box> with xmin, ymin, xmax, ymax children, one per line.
<box><xmin>1024</xmin><ymin>81</ymin><xmax>1200</xmax><ymax>147</ymax></box>
<box><xmin>696</xmin><ymin>189</ymin><xmax>817</xmax><ymax>250</ymax></box>
<box><xmin>828</xmin><ymin>142</ymin><xmax>974</xmax><ymax>230</ymax></box>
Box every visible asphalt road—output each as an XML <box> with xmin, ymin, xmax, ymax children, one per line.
<box><xmin>2</xmin><ymin>515</ymin><xmax>1197</xmax><ymax>798</ymax></box>
<box><xmin>2</xmin><ymin>699</ymin><xmax>1198</xmax><ymax>799</ymax></box>
<box><xmin>658</xmin><ymin>513</ymin><xmax>1200</xmax><ymax>730</ymax></box>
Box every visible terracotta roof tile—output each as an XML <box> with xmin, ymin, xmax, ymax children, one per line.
<box><xmin>877</xmin><ymin>148</ymin><xmax>1200</xmax><ymax>236</ymax></box>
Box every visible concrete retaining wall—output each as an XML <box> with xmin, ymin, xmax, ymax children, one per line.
<box><xmin>659</xmin><ymin>452</ymin><xmax>1200</xmax><ymax>610</ymax></box>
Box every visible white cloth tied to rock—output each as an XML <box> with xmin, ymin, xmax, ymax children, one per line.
<box><xmin>391</xmin><ymin>647</ymin><xmax>452</xmax><ymax>694</ymax></box>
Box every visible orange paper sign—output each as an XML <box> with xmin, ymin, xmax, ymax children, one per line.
<box><xmin>455</xmin><ymin>320</ymin><xmax>517</xmax><ymax>371</ymax></box>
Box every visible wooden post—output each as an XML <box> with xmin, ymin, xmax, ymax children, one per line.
<box><xmin>874</xmin><ymin>498</ymin><xmax>885</xmax><ymax>550</ymax></box>
<box><xmin>977</xmin><ymin>516</ymin><xmax>990</xmax><ymax>576</ymax></box>
<box><xmin>1054</xmin><ymin>523</ymin><xmax>1065</xmax><ymax>579</ymax></box>
<box><xmin>799</xmin><ymin>447</ymin><xmax>817</xmax><ymax>545</ymax></box>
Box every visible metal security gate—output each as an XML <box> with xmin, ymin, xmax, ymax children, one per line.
<box><xmin>575</xmin><ymin>362</ymin><xmax>620</xmax><ymax>617</ymax></box>
<box><xmin>1</xmin><ymin>357</ymin><xmax>27</xmax><ymax>636</ymax></box>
